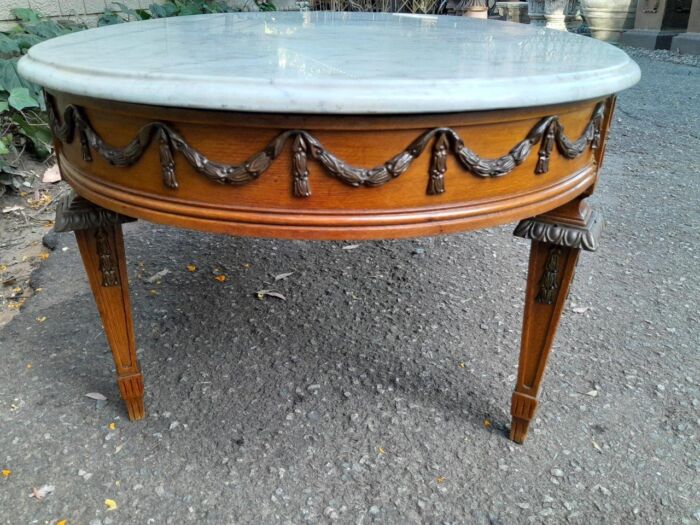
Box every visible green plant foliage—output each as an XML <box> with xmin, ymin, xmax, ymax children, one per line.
<box><xmin>8</xmin><ymin>87</ymin><xmax>38</xmax><ymax>110</ymax></box>
<box><xmin>98</xmin><ymin>0</ymin><xmax>271</xmax><ymax>25</ymax></box>
<box><xmin>0</xmin><ymin>9</ymin><xmax>85</xmax><ymax>194</ymax></box>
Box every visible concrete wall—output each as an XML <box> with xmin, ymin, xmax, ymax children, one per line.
<box><xmin>0</xmin><ymin>1</ymin><xmax>162</xmax><ymax>28</ymax></box>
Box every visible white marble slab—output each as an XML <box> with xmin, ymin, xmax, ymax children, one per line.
<box><xmin>18</xmin><ymin>12</ymin><xmax>640</xmax><ymax>114</ymax></box>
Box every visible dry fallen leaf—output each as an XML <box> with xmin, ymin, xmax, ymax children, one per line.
<box><xmin>274</xmin><ymin>272</ymin><xmax>294</xmax><ymax>281</ymax></box>
<box><xmin>342</xmin><ymin>244</ymin><xmax>360</xmax><ymax>250</ymax></box>
<box><xmin>256</xmin><ymin>289</ymin><xmax>286</xmax><ymax>301</ymax></box>
<box><xmin>27</xmin><ymin>193</ymin><xmax>52</xmax><ymax>209</ymax></box>
<box><xmin>36</xmin><ymin>316</ymin><xmax>47</xmax><ymax>323</ymax></box>
<box><xmin>0</xmin><ymin>264</ymin><xmax>7</xmax><ymax>273</ymax></box>
<box><xmin>436</xmin><ymin>476</ymin><xmax>447</xmax><ymax>484</ymax></box>
<box><xmin>145</xmin><ymin>269</ymin><xmax>170</xmax><ymax>283</ymax></box>
<box><xmin>42</xmin><ymin>164</ymin><xmax>61</xmax><ymax>184</ymax></box>
<box><xmin>214</xmin><ymin>275</ymin><xmax>227</xmax><ymax>282</ymax></box>
<box><xmin>458</xmin><ymin>362</ymin><xmax>465</xmax><ymax>369</ymax></box>
<box><xmin>186</xmin><ymin>264</ymin><xmax>197</xmax><ymax>273</ymax></box>
<box><xmin>8</xmin><ymin>299</ymin><xmax>26</xmax><ymax>310</ymax></box>
<box><xmin>483</xmin><ymin>419</ymin><xmax>492</xmax><ymax>429</ymax></box>
<box><xmin>378</xmin><ymin>447</ymin><xmax>385</xmax><ymax>454</ymax></box>
<box><xmin>85</xmin><ymin>392</ymin><xmax>107</xmax><ymax>401</ymax></box>
<box><xmin>584</xmin><ymin>390</ymin><xmax>599</xmax><ymax>397</ymax></box>
<box><xmin>30</xmin><ymin>484</ymin><xmax>55</xmax><ymax>500</ymax></box>
<box><xmin>38</xmin><ymin>252</ymin><xmax>49</xmax><ymax>261</ymax></box>
<box><xmin>108</xmin><ymin>422</ymin><xmax>116</xmax><ymax>431</ymax></box>
<box><xmin>572</xmin><ymin>306</ymin><xmax>590</xmax><ymax>314</ymax></box>
<box><xmin>104</xmin><ymin>498</ymin><xmax>117</xmax><ymax>511</ymax></box>
<box><xmin>56</xmin><ymin>520</ymin><xmax>67</xmax><ymax>525</ymax></box>
<box><xmin>592</xmin><ymin>440</ymin><xmax>602</xmax><ymax>452</ymax></box>
<box><xmin>242</xmin><ymin>262</ymin><xmax>252</xmax><ymax>269</ymax></box>
<box><xmin>1</xmin><ymin>469</ymin><xmax>11</xmax><ymax>478</ymax></box>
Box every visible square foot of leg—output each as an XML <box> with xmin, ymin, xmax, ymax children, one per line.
<box><xmin>509</xmin><ymin>417</ymin><xmax>531</xmax><ymax>444</ymax></box>
<box><xmin>124</xmin><ymin>397</ymin><xmax>145</xmax><ymax>421</ymax></box>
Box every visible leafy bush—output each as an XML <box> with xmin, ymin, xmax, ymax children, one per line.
<box><xmin>98</xmin><ymin>0</ymin><xmax>274</xmax><ymax>25</ymax></box>
<box><xmin>0</xmin><ymin>8</ymin><xmax>85</xmax><ymax>195</ymax></box>
<box><xmin>0</xmin><ymin>1</ymin><xmax>275</xmax><ymax>195</ymax></box>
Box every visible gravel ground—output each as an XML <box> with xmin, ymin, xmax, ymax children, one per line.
<box><xmin>1</xmin><ymin>48</ymin><xmax>698</xmax><ymax>524</ymax></box>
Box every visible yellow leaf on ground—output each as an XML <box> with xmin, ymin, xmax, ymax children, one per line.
<box><xmin>458</xmin><ymin>362</ymin><xmax>465</xmax><ymax>368</ymax></box>
<box><xmin>242</xmin><ymin>263</ymin><xmax>251</xmax><ymax>268</ymax></box>
<box><xmin>57</xmin><ymin>520</ymin><xmax>67</xmax><ymax>525</ymax></box>
<box><xmin>214</xmin><ymin>275</ymin><xmax>227</xmax><ymax>282</ymax></box>
<box><xmin>186</xmin><ymin>264</ymin><xmax>196</xmax><ymax>272</ymax></box>
<box><xmin>0</xmin><ymin>264</ymin><xmax>7</xmax><ymax>273</ymax></box>
<box><xmin>36</xmin><ymin>316</ymin><xmax>47</xmax><ymax>323</ymax></box>
<box><xmin>38</xmin><ymin>252</ymin><xmax>49</xmax><ymax>260</ymax></box>
<box><xmin>1</xmin><ymin>469</ymin><xmax>11</xmax><ymax>478</ymax></box>
<box><xmin>436</xmin><ymin>476</ymin><xmax>446</xmax><ymax>484</ymax></box>
<box><xmin>27</xmin><ymin>193</ymin><xmax>52</xmax><ymax>209</ymax></box>
<box><xmin>378</xmin><ymin>447</ymin><xmax>385</xmax><ymax>454</ymax></box>
<box><xmin>104</xmin><ymin>499</ymin><xmax>117</xmax><ymax>511</ymax></box>
<box><xmin>108</xmin><ymin>422</ymin><xmax>116</xmax><ymax>431</ymax></box>
<box><xmin>483</xmin><ymin>419</ymin><xmax>492</xmax><ymax>429</ymax></box>
<box><xmin>26</xmin><ymin>363</ymin><xmax>32</xmax><ymax>369</ymax></box>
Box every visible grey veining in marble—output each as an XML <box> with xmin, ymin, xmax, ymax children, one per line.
<box><xmin>18</xmin><ymin>12</ymin><xmax>640</xmax><ymax>114</ymax></box>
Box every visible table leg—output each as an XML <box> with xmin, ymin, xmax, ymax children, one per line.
<box><xmin>510</xmin><ymin>197</ymin><xmax>603</xmax><ymax>443</ymax></box>
<box><xmin>54</xmin><ymin>192</ymin><xmax>143</xmax><ymax>420</ymax></box>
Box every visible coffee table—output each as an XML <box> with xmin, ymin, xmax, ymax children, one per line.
<box><xmin>18</xmin><ymin>12</ymin><xmax>640</xmax><ymax>443</ymax></box>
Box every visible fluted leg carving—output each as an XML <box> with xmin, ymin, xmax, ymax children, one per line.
<box><xmin>509</xmin><ymin>197</ymin><xmax>602</xmax><ymax>443</ymax></box>
<box><xmin>55</xmin><ymin>192</ymin><xmax>144</xmax><ymax>420</ymax></box>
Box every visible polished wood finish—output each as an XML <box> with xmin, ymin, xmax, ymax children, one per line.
<box><xmin>48</xmin><ymin>90</ymin><xmax>617</xmax><ymax>439</ymax></box>
<box><xmin>73</xmin><ymin>220</ymin><xmax>144</xmax><ymax>420</ymax></box>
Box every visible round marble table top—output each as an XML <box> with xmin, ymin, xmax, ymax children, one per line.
<box><xmin>18</xmin><ymin>12</ymin><xmax>640</xmax><ymax>114</ymax></box>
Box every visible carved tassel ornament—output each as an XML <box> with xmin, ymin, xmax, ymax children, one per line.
<box><xmin>292</xmin><ymin>134</ymin><xmax>311</xmax><ymax>198</ymax></box>
<box><xmin>536</xmin><ymin>122</ymin><xmax>556</xmax><ymax>174</ymax></box>
<box><xmin>427</xmin><ymin>132</ymin><xmax>449</xmax><ymax>195</ymax></box>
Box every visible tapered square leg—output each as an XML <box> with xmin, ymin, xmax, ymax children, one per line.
<box><xmin>510</xmin><ymin>198</ymin><xmax>603</xmax><ymax>443</ymax></box>
<box><xmin>55</xmin><ymin>192</ymin><xmax>143</xmax><ymax>420</ymax></box>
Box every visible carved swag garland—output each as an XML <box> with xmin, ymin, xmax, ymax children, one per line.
<box><xmin>47</xmin><ymin>97</ymin><xmax>605</xmax><ymax>198</ymax></box>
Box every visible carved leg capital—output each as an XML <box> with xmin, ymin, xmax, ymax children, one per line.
<box><xmin>54</xmin><ymin>190</ymin><xmax>135</xmax><ymax>234</ymax></box>
<box><xmin>513</xmin><ymin>198</ymin><xmax>603</xmax><ymax>252</ymax></box>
